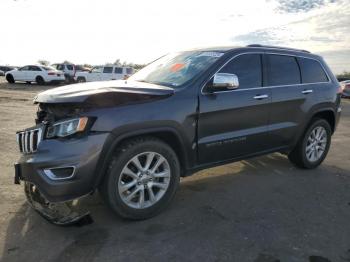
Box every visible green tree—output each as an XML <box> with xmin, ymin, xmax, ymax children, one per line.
<box><xmin>337</xmin><ymin>71</ymin><xmax>350</xmax><ymax>79</ymax></box>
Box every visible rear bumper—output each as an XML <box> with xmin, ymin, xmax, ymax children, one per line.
<box><xmin>16</xmin><ymin>132</ymin><xmax>109</xmax><ymax>202</ymax></box>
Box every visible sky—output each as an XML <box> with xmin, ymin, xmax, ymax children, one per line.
<box><xmin>0</xmin><ymin>0</ymin><xmax>349</xmax><ymax>73</ymax></box>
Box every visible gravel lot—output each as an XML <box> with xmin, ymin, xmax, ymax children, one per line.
<box><xmin>0</xmin><ymin>76</ymin><xmax>349</xmax><ymax>262</ymax></box>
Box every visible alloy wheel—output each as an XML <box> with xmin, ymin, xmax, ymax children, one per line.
<box><xmin>305</xmin><ymin>126</ymin><xmax>328</xmax><ymax>162</ymax></box>
<box><xmin>118</xmin><ymin>152</ymin><xmax>171</xmax><ymax>209</ymax></box>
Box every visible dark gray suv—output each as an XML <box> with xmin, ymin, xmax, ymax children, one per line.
<box><xmin>14</xmin><ymin>45</ymin><xmax>341</xmax><ymax>224</ymax></box>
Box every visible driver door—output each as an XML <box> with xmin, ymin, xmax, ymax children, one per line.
<box><xmin>198</xmin><ymin>53</ymin><xmax>272</xmax><ymax>164</ymax></box>
<box><xmin>101</xmin><ymin>66</ymin><xmax>113</xmax><ymax>81</ymax></box>
<box><xmin>16</xmin><ymin>66</ymin><xmax>30</xmax><ymax>80</ymax></box>
<box><xmin>89</xmin><ymin>67</ymin><xmax>103</xmax><ymax>81</ymax></box>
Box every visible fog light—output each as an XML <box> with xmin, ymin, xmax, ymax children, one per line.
<box><xmin>43</xmin><ymin>167</ymin><xmax>75</xmax><ymax>180</ymax></box>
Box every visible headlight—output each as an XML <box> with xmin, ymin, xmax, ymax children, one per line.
<box><xmin>46</xmin><ymin>117</ymin><xmax>89</xmax><ymax>138</ymax></box>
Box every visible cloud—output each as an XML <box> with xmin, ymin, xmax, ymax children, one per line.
<box><xmin>275</xmin><ymin>0</ymin><xmax>336</xmax><ymax>13</ymax></box>
<box><xmin>231</xmin><ymin>0</ymin><xmax>350</xmax><ymax>73</ymax></box>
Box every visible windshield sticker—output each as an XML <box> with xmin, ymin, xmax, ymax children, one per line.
<box><xmin>170</xmin><ymin>63</ymin><xmax>185</xmax><ymax>72</ymax></box>
<box><xmin>197</xmin><ymin>52</ymin><xmax>224</xmax><ymax>58</ymax></box>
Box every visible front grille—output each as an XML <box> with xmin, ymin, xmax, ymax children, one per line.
<box><xmin>16</xmin><ymin>127</ymin><xmax>43</xmax><ymax>154</ymax></box>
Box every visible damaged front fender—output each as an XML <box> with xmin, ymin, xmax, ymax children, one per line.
<box><xmin>24</xmin><ymin>182</ymin><xmax>93</xmax><ymax>226</ymax></box>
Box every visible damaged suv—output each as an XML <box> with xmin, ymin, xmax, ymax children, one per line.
<box><xmin>15</xmin><ymin>45</ymin><xmax>341</xmax><ymax>225</ymax></box>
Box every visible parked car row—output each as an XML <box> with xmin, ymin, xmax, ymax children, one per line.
<box><xmin>4</xmin><ymin>63</ymin><xmax>135</xmax><ymax>85</ymax></box>
<box><xmin>0</xmin><ymin>65</ymin><xmax>17</xmax><ymax>73</ymax></box>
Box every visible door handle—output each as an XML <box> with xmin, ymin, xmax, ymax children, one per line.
<box><xmin>253</xmin><ymin>94</ymin><xmax>269</xmax><ymax>100</ymax></box>
<box><xmin>302</xmin><ymin>89</ymin><xmax>313</xmax><ymax>94</ymax></box>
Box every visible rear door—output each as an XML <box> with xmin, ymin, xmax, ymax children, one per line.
<box><xmin>266</xmin><ymin>53</ymin><xmax>317</xmax><ymax>148</ymax></box>
<box><xmin>28</xmin><ymin>66</ymin><xmax>42</xmax><ymax>81</ymax></box>
<box><xmin>198</xmin><ymin>53</ymin><xmax>271</xmax><ymax>164</ymax></box>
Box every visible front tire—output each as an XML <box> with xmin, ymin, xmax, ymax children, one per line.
<box><xmin>288</xmin><ymin>118</ymin><xmax>332</xmax><ymax>169</ymax></box>
<box><xmin>6</xmin><ymin>74</ymin><xmax>15</xmax><ymax>84</ymax></box>
<box><xmin>100</xmin><ymin>137</ymin><xmax>180</xmax><ymax>220</ymax></box>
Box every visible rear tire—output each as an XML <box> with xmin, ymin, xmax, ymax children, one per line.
<box><xmin>36</xmin><ymin>76</ymin><xmax>45</xmax><ymax>85</ymax></box>
<box><xmin>77</xmin><ymin>77</ymin><xmax>86</xmax><ymax>83</ymax></box>
<box><xmin>288</xmin><ymin>118</ymin><xmax>332</xmax><ymax>169</ymax></box>
<box><xmin>6</xmin><ymin>74</ymin><xmax>15</xmax><ymax>84</ymax></box>
<box><xmin>99</xmin><ymin>137</ymin><xmax>180</xmax><ymax>220</ymax></box>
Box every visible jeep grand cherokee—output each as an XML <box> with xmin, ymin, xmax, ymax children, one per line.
<box><xmin>14</xmin><ymin>45</ymin><xmax>341</xmax><ymax>224</ymax></box>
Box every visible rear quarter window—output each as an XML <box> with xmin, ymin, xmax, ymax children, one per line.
<box><xmin>267</xmin><ymin>55</ymin><xmax>301</xmax><ymax>86</ymax></box>
<box><xmin>66</xmin><ymin>65</ymin><xmax>74</xmax><ymax>70</ymax></box>
<box><xmin>297</xmin><ymin>57</ymin><xmax>329</xmax><ymax>83</ymax></box>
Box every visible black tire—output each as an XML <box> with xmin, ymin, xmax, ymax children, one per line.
<box><xmin>77</xmin><ymin>77</ymin><xmax>86</xmax><ymax>83</ymax></box>
<box><xmin>36</xmin><ymin>76</ymin><xmax>45</xmax><ymax>85</ymax></box>
<box><xmin>288</xmin><ymin>118</ymin><xmax>332</xmax><ymax>169</ymax></box>
<box><xmin>26</xmin><ymin>81</ymin><xmax>31</xmax><ymax>84</ymax></box>
<box><xmin>6</xmin><ymin>74</ymin><xmax>15</xmax><ymax>84</ymax></box>
<box><xmin>99</xmin><ymin>137</ymin><xmax>180</xmax><ymax>220</ymax></box>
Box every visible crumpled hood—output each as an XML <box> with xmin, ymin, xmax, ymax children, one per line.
<box><xmin>34</xmin><ymin>80</ymin><xmax>175</xmax><ymax>104</ymax></box>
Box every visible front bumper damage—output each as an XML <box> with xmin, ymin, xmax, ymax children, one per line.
<box><xmin>14</xmin><ymin>131</ymin><xmax>110</xmax><ymax>226</ymax></box>
<box><xmin>24</xmin><ymin>182</ymin><xmax>93</xmax><ymax>226</ymax></box>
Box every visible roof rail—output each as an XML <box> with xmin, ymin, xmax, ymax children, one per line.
<box><xmin>246</xmin><ymin>44</ymin><xmax>310</xmax><ymax>53</ymax></box>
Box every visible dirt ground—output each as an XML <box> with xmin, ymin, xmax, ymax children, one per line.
<box><xmin>0</xmin><ymin>76</ymin><xmax>349</xmax><ymax>262</ymax></box>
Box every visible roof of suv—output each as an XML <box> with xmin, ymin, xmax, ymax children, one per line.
<box><xmin>189</xmin><ymin>44</ymin><xmax>316</xmax><ymax>57</ymax></box>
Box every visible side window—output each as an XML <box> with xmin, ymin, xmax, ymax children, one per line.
<box><xmin>20</xmin><ymin>66</ymin><xmax>29</xmax><ymax>71</ymax></box>
<box><xmin>29</xmin><ymin>66</ymin><xmax>41</xmax><ymax>71</ymax></box>
<box><xmin>66</xmin><ymin>65</ymin><xmax>73</xmax><ymax>70</ymax></box>
<box><xmin>267</xmin><ymin>55</ymin><xmax>300</xmax><ymax>86</ymax></box>
<box><xmin>219</xmin><ymin>54</ymin><xmax>262</xmax><ymax>89</ymax></box>
<box><xmin>297</xmin><ymin>58</ymin><xmax>328</xmax><ymax>83</ymax></box>
<box><xmin>126</xmin><ymin>68</ymin><xmax>133</xmax><ymax>74</ymax></box>
<box><xmin>103</xmin><ymin>67</ymin><xmax>113</xmax><ymax>73</ymax></box>
<box><xmin>114</xmin><ymin>67</ymin><xmax>123</xmax><ymax>74</ymax></box>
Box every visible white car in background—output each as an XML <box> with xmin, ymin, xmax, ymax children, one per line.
<box><xmin>5</xmin><ymin>65</ymin><xmax>65</xmax><ymax>85</ymax></box>
<box><xmin>74</xmin><ymin>66</ymin><xmax>134</xmax><ymax>83</ymax></box>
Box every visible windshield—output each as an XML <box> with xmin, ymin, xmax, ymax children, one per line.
<box><xmin>129</xmin><ymin>51</ymin><xmax>224</xmax><ymax>87</ymax></box>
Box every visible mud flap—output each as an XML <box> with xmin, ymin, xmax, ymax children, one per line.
<box><xmin>24</xmin><ymin>182</ymin><xmax>93</xmax><ymax>226</ymax></box>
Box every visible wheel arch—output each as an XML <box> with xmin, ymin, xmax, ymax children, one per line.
<box><xmin>291</xmin><ymin>107</ymin><xmax>336</xmax><ymax>150</ymax></box>
<box><xmin>36</xmin><ymin>75</ymin><xmax>44</xmax><ymax>81</ymax></box>
<box><xmin>92</xmin><ymin>127</ymin><xmax>190</xmax><ymax>189</ymax></box>
<box><xmin>77</xmin><ymin>76</ymin><xmax>86</xmax><ymax>81</ymax></box>
<box><xmin>311</xmin><ymin>110</ymin><xmax>335</xmax><ymax>133</ymax></box>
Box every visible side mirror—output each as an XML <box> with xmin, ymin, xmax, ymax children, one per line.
<box><xmin>212</xmin><ymin>73</ymin><xmax>239</xmax><ymax>90</ymax></box>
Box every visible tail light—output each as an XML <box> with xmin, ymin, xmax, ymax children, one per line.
<box><xmin>48</xmin><ymin>71</ymin><xmax>56</xmax><ymax>75</ymax></box>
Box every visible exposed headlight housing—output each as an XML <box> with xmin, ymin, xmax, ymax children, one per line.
<box><xmin>46</xmin><ymin>117</ymin><xmax>89</xmax><ymax>138</ymax></box>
